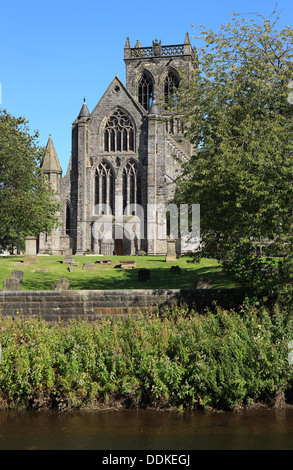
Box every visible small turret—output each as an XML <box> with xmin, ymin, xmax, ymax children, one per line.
<box><xmin>124</xmin><ymin>37</ymin><xmax>131</xmax><ymax>60</ymax></box>
<box><xmin>41</xmin><ymin>134</ymin><xmax>62</xmax><ymax>194</ymax></box>
<box><xmin>42</xmin><ymin>134</ymin><xmax>62</xmax><ymax>175</ymax></box>
<box><xmin>78</xmin><ymin>97</ymin><xmax>90</xmax><ymax>119</ymax></box>
<box><xmin>184</xmin><ymin>32</ymin><xmax>192</xmax><ymax>56</ymax></box>
<box><xmin>184</xmin><ymin>32</ymin><xmax>191</xmax><ymax>45</ymax></box>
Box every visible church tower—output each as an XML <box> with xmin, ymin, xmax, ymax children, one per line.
<box><xmin>124</xmin><ymin>33</ymin><xmax>195</xmax><ymax>113</ymax></box>
<box><xmin>124</xmin><ymin>34</ymin><xmax>196</xmax><ymax>254</ymax></box>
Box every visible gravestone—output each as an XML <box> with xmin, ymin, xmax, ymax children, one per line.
<box><xmin>24</xmin><ymin>236</ymin><xmax>39</xmax><ymax>264</ymax></box>
<box><xmin>34</xmin><ymin>270</ymin><xmax>49</xmax><ymax>273</ymax></box>
<box><xmin>170</xmin><ymin>265</ymin><xmax>181</xmax><ymax>274</ymax></box>
<box><xmin>166</xmin><ymin>239</ymin><xmax>177</xmax><ymax>262</ymax></box>
<box><xmin>3</xmin><ymin>278</ymin><xmax>21</xmax><ymax>291</ymax></box>
<box><xmin>120</xmin><ymin>260</ymin><xmax>136</xmax><ymax>269</ymax></box>
<box><xmin>25</xmin><ymin>236</ymin><xmax>37</xmax><ymax>255</ymax></box>
<box><xmin>138</xmin><ymin>269</ymin><xmax>150</xmax><ymax>281</ymax></box>
<box><xmin>96</xmin><ymin>259</ymin><xmax>111</xmax><ymax>265</ymax></box>
<box><xmin>194</xmin><ymin>277</ymin><xmax>213</xmax><ymax>289</ymax></box>
<box><xmin>62</xmin><ymin>249</ymin><xmax>78</xmax><ymax>265</ymax></box>
<box><xmin>83</xmin><ymin>262</ymin><xmax>95</xmax><ymax>271</ymax></box>
<box><xmin>51</xmin><ymin>278</ymin><xmax>71</xmax><ymax>291</ymax></box>
<box><xmin>12</xmin><ymin>270</ymin><xmax>24</xmax><ymax>283</ymax></box>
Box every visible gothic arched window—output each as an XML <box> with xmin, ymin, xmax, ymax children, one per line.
<box><xmin>122</xmin><ymin>160</ymin><xmax>141</xmax><ymax>213</ymax></box>
<box><xmin>95</xmin><ymin>161</ymin><xmax>115</xmax><ymax>214</ymax></box>
<box><xmin>104</xmin><ymin>110</ymin><xmax>135</xmax><ymax>152</ymax></box>
<box><xmin>138</xmin><ymin>73</ymin><xmax>154</xmax><ymax>111</ymax></box>
<box><xmin>164</xmin><ymin>70</ymin><xmax>179</xmax><ymax>105</ymax></box>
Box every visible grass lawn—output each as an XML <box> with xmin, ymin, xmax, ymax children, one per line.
<box><xmin>0</xmin><ymin>255</ymin><xmax>235</xmax><ymax>291</ymax></box>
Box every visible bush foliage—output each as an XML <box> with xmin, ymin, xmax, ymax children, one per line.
<box><xmin>1</xmin><ymin>305</ymin><xmax>293</xmax><ymax>411</ymax></box>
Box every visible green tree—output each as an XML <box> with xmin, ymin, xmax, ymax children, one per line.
<box><xmin>0</xmin><ymin>110</ymin><xmax>60</xmax><ymax>248</ymax></box>
<box><xmin>171</xmin><ymin>8</ymin><xmax>293</xmax><ymax>299</ymax></box>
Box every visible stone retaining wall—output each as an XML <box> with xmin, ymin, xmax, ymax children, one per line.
<box><xmin>0</xmin><ymin>289</ymin><xmax>244</xmax><ymax>322</ymax></box>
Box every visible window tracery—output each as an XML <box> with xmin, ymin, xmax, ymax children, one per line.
<box><xmin>164</xmin><ymin>70</ymin><xmax>179</xmax><ymax>105</ymax></box>
<box><xmin>138</xmin><ymin>73</ymin><xmax>154</xmax><ymax>111</ymax></box>
<box><xmin>122</xmin><ymin>160</ymin><xmax>141</xmax><ymax>213</ymax></box>
<box><xmin>95</xmin><ymin>161</ymin><xmax>115</xmax><ymax>214</ymax></box>
<box><xmin>104</xmin><ymin>110</ymin><xmax>135</xmax><ymax>152</ymax></box>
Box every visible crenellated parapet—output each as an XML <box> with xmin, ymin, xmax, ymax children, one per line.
<box><xmin>124</xmin><ymin>33</ymin><xmax>195</xmax><ymax>60</ymax></box>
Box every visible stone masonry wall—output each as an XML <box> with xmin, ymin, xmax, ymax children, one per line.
<box><xmin>0</xmin><ymin>289</ymin><xmax>185</xmax><ymax>322</ymax></box>
<box><xmin>0</xmin><ymin>289</ymin><xmax>244</xmax><ymax>323</ymax></box>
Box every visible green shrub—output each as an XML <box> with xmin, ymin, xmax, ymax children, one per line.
<box><xmin>0</xmin><ymin>305</ymin><xmax>293</xmax><ymax>411</ymax></box>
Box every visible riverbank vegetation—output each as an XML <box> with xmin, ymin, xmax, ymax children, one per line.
<box><xmin>0</xmin><ymin>304</ymin><xmax>293</xmax><ymax>412</ymax></box>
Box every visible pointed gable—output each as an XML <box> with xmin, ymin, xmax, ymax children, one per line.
<box><xmin>91</xmin><ymin>75</ymin><xmax>147</xmax><ymax>120</ymax></box>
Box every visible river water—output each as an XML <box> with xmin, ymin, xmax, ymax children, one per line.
<box><xmin>1</xmin><ymin>407</ymin><xmax>293</xmax><ymax>450</ymax></box>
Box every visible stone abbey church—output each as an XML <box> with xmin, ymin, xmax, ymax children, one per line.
<box><xmin>39</xmin><ymin>34</ymin><xmax>196</xmax><ymax>256</ymax></box>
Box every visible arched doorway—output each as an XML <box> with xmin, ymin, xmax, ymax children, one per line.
<box><xmin>115</xmin><ymin>238</ymin><xmax>124</xmax><ymax>256</ymax></box>
<box><xmin>92</xmin><ymin>221</ymin><xmax>138</xmax><ymax>256</ymax></box>
<box><xmin>114</xmin><ymin>224</ymin><xmax>132</xmax><ymax>256</ymax></box>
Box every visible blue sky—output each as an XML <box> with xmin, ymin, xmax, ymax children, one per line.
<box><xmin>1</xmin><ymin>0</ymin><xmax>292</xmax><ymax>172</ymax></box>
